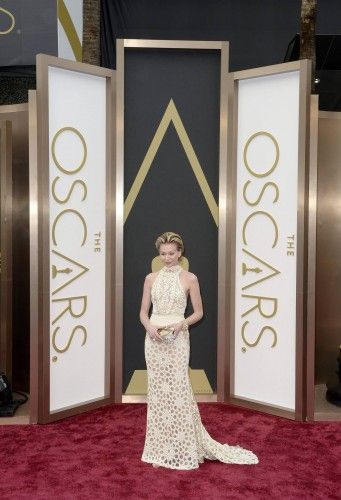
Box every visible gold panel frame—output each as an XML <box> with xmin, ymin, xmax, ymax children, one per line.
<box><xmin>0</xmin><ymin>120</ymin><xmax>13</xmax><ymax>379</ymax></box>
<box><xmin>116</xmin><ymin>39</ymin><xmax>229</xmax><ymax>403</ymax></box>
<box><xmin>306</xmin><ymin>95</ymin><xmax>318</xmax><ymax>421</ymax></box>
<box><xmin>310</xmin><ymin>110</ymin><xmax>341</xmax><ymax>422</ymax></box>
<box><xmin>0</xmin><ymin>103</ymin><xmax>30</xmax><ymax>414</ymax></box>
<box><xmin>227</xmin><ymin>60</ymin><xmax>312</xmax><ymax>420</ymax></box>
<box><xmin>30</xmin><ymin>54</ymin><xmax>115</xmax><ymax>423</ymax></box>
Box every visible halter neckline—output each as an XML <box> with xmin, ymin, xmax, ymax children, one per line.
<box><xmin>161</xmin><ymin>264</ymin><xmax>182</xmax><ymax>273</ymax></box>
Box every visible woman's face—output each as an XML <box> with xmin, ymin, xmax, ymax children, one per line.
<box><xmin>159</xmin><ymin>243</ymin><xmax>181</xmax><ymax>267</ymax></box>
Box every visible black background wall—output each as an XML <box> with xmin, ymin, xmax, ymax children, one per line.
<box><xmin>2</xmin><ymin>1</ymin><xmax>341</xmax><ymax>105</ymax></box>
<box><xmin>101</xmin><ymin>0</ymin><xmax>341</xmax><ymax>111</ymax></box>
<box><xmin>101</xmin><ymin>0</ymin><xmax>341</xmax><ymax>72</ymax></box>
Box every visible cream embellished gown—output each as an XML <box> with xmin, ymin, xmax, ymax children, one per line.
<box><xmin>141</xmin><ymin>264</ymin><xmax>258</xmax><ymax>470</ymax></box>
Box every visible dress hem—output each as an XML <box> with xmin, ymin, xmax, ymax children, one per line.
<box><xmin>141</xmin><ymin>456</ymin><xmax>202</xmax><ymax>470</ymax></box>
<box><xmin>141</xmin><ymin>453</ymin><xmax>258</xmax><ymax>469</ymax></box>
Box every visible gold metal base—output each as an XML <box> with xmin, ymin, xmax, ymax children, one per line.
<box><xmin>313</xmin><ymin>384</ymin><xmax>341</xmax><ymax>421</ymax></box>
<box><xmin>0</xmin><ymin>392</ymin><xmax>30</xmax><ymax>425</ymax></box>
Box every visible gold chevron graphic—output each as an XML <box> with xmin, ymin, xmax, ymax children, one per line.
<box><xmin>57</xmin><ymin>0</ymin><xmax>82</xmax><ymax>62</ymax></box>
<box><xmin>124</xmin><ymin>99</ymin><xmax>218</xmax><ymax>226</ymax></box>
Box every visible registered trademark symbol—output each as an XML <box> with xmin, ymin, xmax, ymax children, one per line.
<box><xmin>241</xmin><ymin>347</ymin><xmax>246</xmax><ymax>353</ymax></box>
<box><xmin>52</xmin><ymin>356</ymin><xmax>58</xmax><ymax>362</ymax></box>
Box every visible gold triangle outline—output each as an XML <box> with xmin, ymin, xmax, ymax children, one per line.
<box><xmin>51</xmin><ymin>249</ymin><xmax>89</xmax><ymax>296</ymax></box>
<box><xmin>124</xmin><ymin>99</ymin><xmax>219</xmax><ymax>226</ymax></box>
<box><xmin>241</xmin><ymin>248</ymin><xmax>281</xmax><ymax>291</ymax></box>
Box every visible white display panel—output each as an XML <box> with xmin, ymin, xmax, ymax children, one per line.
<box><xmin>48</xmin><ymin>66</ymin><xmax>107</xmax><ymax>412</ymax></box>
<box><xmin>234</xmin><ymin>71</ymin><xmax>300</xmax><ymax>410</ymax></box>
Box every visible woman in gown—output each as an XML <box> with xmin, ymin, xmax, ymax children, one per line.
<box><xmin>140</xmin><ymin>232</ymin><xmax>258</xmax><ymax>470</ymax></box>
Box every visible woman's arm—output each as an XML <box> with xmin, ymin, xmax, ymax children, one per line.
<box><xmin>139</xmin><ymin>274</ymin><xmax>162</xmax><ymax>341</ymax></box>
<box><xmin>171</xmin><ymin>274</ymin><xmax>203</xmax><ymax>335</ymax></box>
<box><xmin>184</xmin><ymin>274</ymin><xmax>203</xmax><ymax>327</ymax></box>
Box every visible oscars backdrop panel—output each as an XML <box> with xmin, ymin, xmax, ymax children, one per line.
<box><xmin>48</xmin><ymin>66</ymin><xmax>107</xmax><ymax>412</ymax></box>
<box><xmin>234</xmin><ymin>70</ymin><xmax>301</xmax><ymax>410</ymax></box>
<box><xmin>123</xmin><ymin>49</ymin><xmax>221</xmax><ymax>393</ymax></box>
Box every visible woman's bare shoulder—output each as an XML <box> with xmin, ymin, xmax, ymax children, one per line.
<box><xmin>181</xmin><ymin>270</ymin><xmax>198</xmax><ymax>283</ymax></box>
<box><xmin>144</xmin><ymin>272</ymin><xmax>158</xmax><ymax>284</ymax></box>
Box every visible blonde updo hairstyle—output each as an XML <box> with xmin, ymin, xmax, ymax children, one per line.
<box><xmin>155</xmin><ymin>232</ymin><xmax>184</xmax><ymax>257</ymax></box>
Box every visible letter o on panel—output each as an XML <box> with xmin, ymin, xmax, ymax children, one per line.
<box><xmin>243</xmin><ymin>131</ymin><xmax>279</xmax><ymax>178</ymax></box>
<box><xmin>51</xmin><ymin>127</ymin><xmax>87</xmax><ymax>174</ymax></box>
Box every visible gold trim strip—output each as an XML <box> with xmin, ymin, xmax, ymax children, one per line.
<box><xmin>123</xmin><ymin>39</ymin><xmax>224</xmax><ymax>50</ymax></box>
<box><xmin>233</xmin><ymin>61</ymin><xmax>303</xmax><ymax>81</ymax></box>
<box><xmin>57</xmin><ymin>0</ymin><xmax>82</xmax><ymax>62</ymax></box>
<box><xmin>319</xmin><ymin>110</ymin><xmax>341</xmax><ymax>119</ymax></box>
<box><xmin>124</xmin><ymin>98</ymin><xmax>219</xmax><ymax>226</ymax></box>
<box><xmin>28</xmin><ymin>90</ymin><xmax>39</xmax><ymax>423</ymax></box>
<box><xmin>306</xmin><ymin>95</ymin><xmax>318</xmax><ymax>421</ymax></box>
<box><xmin>216</xmin><ymin>44</ymin><xmax>230</xmax><ymax>402</ymax></box>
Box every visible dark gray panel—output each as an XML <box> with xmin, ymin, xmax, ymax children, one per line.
<box><xmin>123</xmin><ymin>48</ymin><xmax>220</xmax><ymax>392</ymax></box>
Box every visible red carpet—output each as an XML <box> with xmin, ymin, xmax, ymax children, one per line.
<box><xmin>0</xmin><ymin>403</ymin><xmax>339</xmax><ymax>499</ymax></box>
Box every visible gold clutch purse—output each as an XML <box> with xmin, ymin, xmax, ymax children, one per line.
<box><xmin>158</xmin><ymin>327</ymin><xmax>176</xmax><ymax>343</ymax></box>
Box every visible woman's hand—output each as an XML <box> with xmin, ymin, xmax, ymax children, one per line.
<box><xmin>147</xmin><ymin>325</ymin><xmax>163</xmax><ymax>342</ymax></box>
<box><xmin>166</xmin><ymin>322</ymin><xmax>184</xmax><ymax>339</ymax></box>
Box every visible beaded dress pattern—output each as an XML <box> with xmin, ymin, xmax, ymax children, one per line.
<box><xmin>141</xmin><ymin>265</ymin><xmax>259</xmax><ymax>470</ymax></box>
